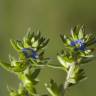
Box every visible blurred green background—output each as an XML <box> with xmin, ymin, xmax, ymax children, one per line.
<box><xmin>0</xmin><ymin>0</ymin><xmax>96</xmax><ymax>96</ymax></box>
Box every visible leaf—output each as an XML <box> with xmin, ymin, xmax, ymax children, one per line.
<box><xmin>72</xmin><ymin>25</ymin><xmax>79</xmax><ymax>39</ymax></box>
<box><xmin>32</xmin><ymin>69</ymin><xmax>41</xmax><ymax>79</ymax></box>
<box><xmin>11</xmin><ymin>62</ymin><xmax>27</xmax><ymax>72</ymax></box>
<box><xmin>80</xmin><ymin>57</ymin><xmax>94</xmax><ymax>64</ymax></box>
<box><xmin>86</xmin><ymin>33</ymin><xmax>96</xmax><ymax>46</ymax></box>
<box><xmin>60</xmin><ymin>34</ymin><xmax>66</xmax><ymax>43</ymax></box>
<box><xmin>39</xmin><ymin>51</ymin><xmax>45</xmax><ymax>58</ymax></box>
<box><xmin>68</xmin><ymin>78</ymin><xmax>76</xmax><ymax>84</ymax></box>
<box><xmin>32</xmin><ymin>40</ymin><xmax>39</xmax><ymax>48</ymax></box>
<box><xmin>39</xmin><ymin>37</ymin><xmax>45</xmax><ymax>44</ymax></box>
<box><xmin>70</xmin><ymin>29</ymin><xmax>74</xmax><ymax>38</ymax></box>
<box><xmin>45</xmin><ymin>85</ymin><xmax>57</xmax><ymax>96</ymax></box>
<box><xmin>35</xmin><ymin>30</ymin><xmax>41</xmax><ymax>40</ymax></box>
<box><xmin>27</xmin><ymin>31</ymin><xmax>34</xmax><ymax>41</ymax></box>
<box><xmin>10</xmin><ymin>39</ymin><xmax>21</xmax><ymax>51</ymax></box>
<box><xmin>78</xmin><ymin>26</ymin><xmax>84</xmax><ymax>39</ymax></box>
<box><xmin>76</xmin><ymin>69</ymin><xmax>87</xmax><ymax>82</ymax></box>
<box><xmin>9</xmin><ymin>90</ymin><xmax>19</xmax><ymax>96</ymax></box>
<box><xmin>16</xmin><ymin>40</ymin><xmax>24</xmax><ymax>49</ymax></box>
<box><xmin>39</xmin><ymin>38</ymin><xmax>50</xmax><ymax>49</ymax></box>
<box><xmin>45</xmin><ymin>80</ymin><xmax>64</xmax><ymax>96</ymax></box>
<box><xmin>23</xmin><ymin>37</ymin><xmax>31</xmax><ymax>48</ymax></box>
<box><xmin>0</xmin><ymin>61</ymin><xmax>12</xmax><ymax>71</ymax></box>
<box><xmin>57</xmin><ymin>55</ymin><xmax>69</xmax><ymax>71</ymax></box>
<box><xmin>66</xmin><ymin>38</ymin><xmax>71</xmax><ymax>45</ymax></box>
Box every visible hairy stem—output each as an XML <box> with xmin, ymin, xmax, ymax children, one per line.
<box><xmin>64</xmin><ymin>63</ymin><xmax>75</xmax><ymax>94</ymax></box>
<box><xmin>32</xmin><ymin>64</ymin><xmax>65</xmax><ymax>70</ymax></box>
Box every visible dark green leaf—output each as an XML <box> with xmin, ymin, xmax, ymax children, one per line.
<box><xmin>10</xmin><ymin>39</ymin><xmax>21</xmax><ymax>51</ymax></box>
<box><xmin>32</xmin><ymin>68</ymin><xmax>41</xmax><ymax>79</ymax></box>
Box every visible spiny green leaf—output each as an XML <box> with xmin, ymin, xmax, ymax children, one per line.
<box><xmin>45</xmin><ymin>80</ymin><xmax>64</xmax><ymax>96</ymax></box>
<box><xmin>39</xmin><ymin>38</ymin><xmax>50</xmax><ymax>49</ymax></box>
<box><xmin>32</xmin><ymin>40</ymin><xmax>39</xmax><ymax>48</ymax></box>
<box><xmin>16</xmin><ymin>40</ymin><xmax>24</xmax><ymax>49</ymax></box>
<box><xmin>32</xmin><ymin>68</ymin><xmax>40</xmax><ymax>79</ymax></box>
<box><xmin>78</xmin><ymin>26</ymin><xmax>84</xmax><ymax>39</ymax></box>
<box><xmin>10</xmin><ymin>39</ymin><xmax>21</xmax><ymax>51</ymax></box>
<box><xmin>35</xmin><ymin>30</ymin><xmax>41</xmax><ymax>40</ymax></box>
<box><xmin>0</xmin><ymin>61</ymin><xmax>12</xmax><ymax>71</ymax></box>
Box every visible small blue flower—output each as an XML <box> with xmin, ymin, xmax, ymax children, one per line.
<box><xmin>22</xmin><ymin>48</ymin><xmax>39</xmax><ymax>59</ymax></box>
<box><xmin>79</xmin><ymin>44</ymin><xmax>86</xmax><ymax>50</ymax></box>
<box><xmin>70</xmin><ymin>39</ymin><xmax>86</xmax><ymax>51</ymax></box>
<box><xmin>70</xmin><ymin>41</ymin><xmax>76</xmax><ymax>46</ymax></box>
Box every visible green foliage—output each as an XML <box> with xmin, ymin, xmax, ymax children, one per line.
<box><xmin>0</xmin><ymin>25</ymin><xmax>96</xmax><ymax>96</ymax></box>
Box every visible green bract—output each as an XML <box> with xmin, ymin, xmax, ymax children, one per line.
<box><xmin>45</xmin><ymin>80</ymin><xmax>64</xmax><ymax>96</ymax></box>
<box><xmin>10</xmin><ymin>30</ymin><xmax>49</xmax><ymax>51</ymax></box>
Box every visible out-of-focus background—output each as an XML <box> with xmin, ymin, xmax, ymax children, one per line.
<box><xmin>0</xmin><ymin>0</ymin><xmax>96</xmax><ymax>96</ymax></box>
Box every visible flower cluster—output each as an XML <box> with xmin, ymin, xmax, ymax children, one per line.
<box><xmin>70</xmin><ymin>39</ymin><xmax>86</xmax><ymax>51</ymax></box>
<box><xmin>58</xmin><ymin>25</ymin><xmax>96</xmax><ymax>89</ymax></box>
<box><xmin>21</xmin><ymin>48</ymin><xmax>39</xmax><ymax>59</ymax></box>
<box><xmin>0</xmin><ymin>29</ymin><xmax>50</xmax><ymax>96</ymax></box>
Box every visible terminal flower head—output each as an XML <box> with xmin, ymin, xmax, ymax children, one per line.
<box><xmin>70</xmin><ymin>39</ymin><xmax>86</xmax><ymax>51</ymax></box>
<box><xmin>22</xmin><ymin>48</ymin><xmax>39</xmax><ymax>59</ymax></box>
<box><xmin>10</xmin><ymin>29</ymin><xmax>50</xmax><ymax>64</ymax></box>
<box><xmin>60</xmin><ymin>25</ymin><xmax>96</xmax><ymax>57</ymax></box>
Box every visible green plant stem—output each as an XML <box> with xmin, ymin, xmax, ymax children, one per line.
<box><xmin>46</xmin><ymin>64</ymin><xmax>65</xmax><ymax>70</ymax></box>
<box><xmin>32</xmin><ymin>64</ymin><xmax>64</xmax><ymax>70</ymax></box>
<box><xmin>64</xmin><ymin>63</ymin><xmax>75</xmax><ymax>94</ymax></box>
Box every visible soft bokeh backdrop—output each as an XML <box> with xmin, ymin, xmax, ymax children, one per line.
<box><xmin>0</xmin><ymin>0</ymin><xmax>96</xmax><ymax>96</ymax></box>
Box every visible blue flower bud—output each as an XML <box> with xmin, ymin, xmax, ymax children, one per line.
<box><xmin>70</xmin><ymin>39</ymin><xmax>86</xmax><ymax>51</ymax></box>
<box><xmin>70</xmin><ymin>41</ymin><xmax>76</xmax><ymax>46</ymax></box>
<box><xmin>22</xmin><ymin>48</ymin><xmax>39</xmax><ymax>59</ymax></box>
<box><xmin>79</xmin><ymin>44</ymin><xmax>86</xmax><ymax>51</ymax></box>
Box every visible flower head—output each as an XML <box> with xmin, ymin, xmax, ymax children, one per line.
<box><xmin>22</xmin><ymin>48</ymin><xmax>39</xmax><ymax>59</ymax></box>
<box><xmin>70</xmin><ymin>39</ymin><xmax>86</xmax><ymax>51</ymax></box>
